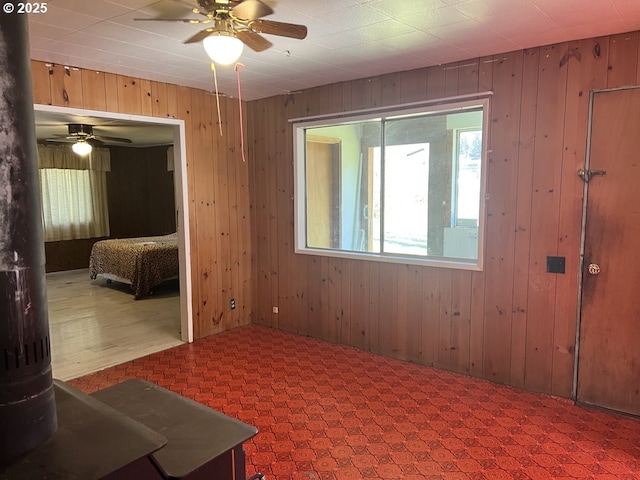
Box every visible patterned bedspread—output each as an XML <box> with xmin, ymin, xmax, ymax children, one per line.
<box><xmin>89</xmin><ymin>233</ymin><xmax>179</xmax><ymax>299</ymax></box>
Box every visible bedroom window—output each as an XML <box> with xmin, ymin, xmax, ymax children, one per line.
<box><xmin>37</xmin><ymin>145</ymin><xmax>110</xmax><ymax>241</ymax></box>
<box><xmin>292</xmin><ymin>96</ymin><xmax>489</xmax><ymax>270</ymax></box>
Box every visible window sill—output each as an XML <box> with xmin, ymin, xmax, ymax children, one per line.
<box><xmin>295</xmin><ymin>246</ymin><xmax>482</xmax><ymax>271</ymax></box>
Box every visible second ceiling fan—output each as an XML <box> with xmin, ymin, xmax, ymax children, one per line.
<box><xmin>136</xmin><ymin>0</ymin><xmax>308</xmax><ymax>64</ymax></box>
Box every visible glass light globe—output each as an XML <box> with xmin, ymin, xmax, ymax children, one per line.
<box><xmin>72</xmin><ymin>141</ymin><xmax>92</xmax><ymax>156</ymax></box>
<box><xmin>203</xmin><ymin>34</ymin><xmax>244</xmax><ymax>65</ymax></box>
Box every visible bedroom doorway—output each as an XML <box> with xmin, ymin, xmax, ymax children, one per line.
<box><xmin>34</xmin><ymin>104</ymin><xmax>193</xmax><ymax>376</ymax></box>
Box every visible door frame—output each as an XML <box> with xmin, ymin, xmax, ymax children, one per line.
<box><xmin>572</xmin><ymin>84</ymin><xmax>640</xmax><ymax>401</ymax></box>
<box><xmin>34</xmin><ymin>103</ymin><xmax>194</xmax><ymax>343</ymax></box>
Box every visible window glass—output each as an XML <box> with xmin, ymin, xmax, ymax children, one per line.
<box><xmin>454</xmin><ymin>129</ymin><xmax>482</xmax><ymax>227</ymax></box>
<box><xmin>379</xmin><ymin>143</ymin><xmax>430</xmax><ymax>256</ymax></box>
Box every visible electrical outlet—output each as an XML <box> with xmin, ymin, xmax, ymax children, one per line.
<box><xmin>272</xmin><ymin>306</ymin><xmax>278</xmax><ymax>314</ymax></box>
<box><xmin>230</xmin><ymin>298</ymin><xmax>236</xmax><ymax>310</ymax></box>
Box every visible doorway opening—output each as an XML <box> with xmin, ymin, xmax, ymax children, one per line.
<box><xmin>34</xmin><ymin>104</ymin><xmax>193</xmax><ymax>377</ymax></box>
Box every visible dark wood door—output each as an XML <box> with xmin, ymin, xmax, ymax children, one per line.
<box><xmin>577</xmin><ymin>87</ymin><xmax>640</xmax><ymax>416</ymax></box>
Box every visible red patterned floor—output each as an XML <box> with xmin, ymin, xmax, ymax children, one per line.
<box><xmin>69</xmin><ymin>325</ymin><xmax>640</xmax><ymax>480</ymax></box>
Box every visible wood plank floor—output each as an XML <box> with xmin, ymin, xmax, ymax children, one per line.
<box><xmin>47</xmin><ymin>269</ymin><xmax>184</xmax><ymax>381</ymax></box>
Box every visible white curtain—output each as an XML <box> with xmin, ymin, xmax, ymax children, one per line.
<box><xmin>37</xmin><ymin>144</ymin><xmax>111</xmax><ymax>242</ymax></box>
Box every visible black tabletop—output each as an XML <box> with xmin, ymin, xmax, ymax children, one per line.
<box><xmin>92</xmin><ymin>379</ymin><xmax>258</xmax><ymax>479</ymax></box>
<box><xmin>0</xmin><ymin>380</ymin><xmax>167</xmax><ymax>480</ymax></box>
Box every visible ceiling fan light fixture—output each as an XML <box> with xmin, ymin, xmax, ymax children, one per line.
<box><xmin>72</xmin><ymin>140</ymin><xmax>92</xmax><ymax>156</ymax></box>
<box><xmin>203</xmin><ymin>32</ymin><xmax>244</xmax><ymax>65</ymax></box>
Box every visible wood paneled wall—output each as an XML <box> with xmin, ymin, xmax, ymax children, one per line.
<box><xmin>247</xmin><ymin>31</ymin><xmax>640</xmax><ymax>398</ymax></box>
<box><xmin>44</xmin><ymin>238</ymin><xmax>105</xmax><ymax>273</ymax></box>
<box><xmin>31</xmin><ymin>61</ymin><xmax>252</xmax><ymax>339</ymax></box>
<box><xmin>107</xmin><ymin>145</ymin><xmax>176</xmax><ymax>238</ymax></box>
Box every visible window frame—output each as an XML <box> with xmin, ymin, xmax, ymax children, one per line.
<box><xmin>292</xmin><ymin>94</ymin><xmax>491</xmax><ymax>271</ymax></box>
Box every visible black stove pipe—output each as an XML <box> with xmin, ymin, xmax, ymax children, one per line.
<box><xmin>0</xmin><ymin>14</ymin><xmax>57</xmax><ymax>464</ymax></box>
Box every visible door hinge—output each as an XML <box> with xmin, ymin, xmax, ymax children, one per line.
<box><xmin>577</xmin><ymin>168</ymin><xmax>606</xmax><ymax>183</ymax></box>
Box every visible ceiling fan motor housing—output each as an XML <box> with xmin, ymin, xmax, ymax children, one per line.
<box><xmin>68</xmin><ymin>123</ymin><xmax>93</xmax><ymax>136</ymax></box>
<box><xmin>198</xmin><ymin>0</ymin><xmax>226</xmax><ymax>11</ymax></box>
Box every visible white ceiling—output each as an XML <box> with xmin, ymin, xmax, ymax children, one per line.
<box><xmin>29</xmin><ymin>0</ymin><xmax>640</xmax><ymax>103</ymax></box>
<box><xmin>34</xmin><ymin>109</ymin><xmax>174</xmax><ymax>146</ymax></box>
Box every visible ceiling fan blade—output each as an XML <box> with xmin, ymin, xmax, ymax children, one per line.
<box><xmin>45</xmin><ymin>137</ymin><xmax>101</xmax><ymax>147</ymax></box>
<box><xmin>87</xmin><ymin>138</ymin><xmax>105</xmax><ymax>147</ymax></box>
<box><xmin>236</xmin><ymin>29</ymin><xmax>272</xmax><ymax>52</ymax></box>
<box><xmin>134</xmin><ymin>18</ymin><xmax>205</xmax><ymax>24</ymax></box>
<box><xmin>250</xmin><ymin>19</ymin><xmax>307</xmax><ymax>39</ymax></box>
<box><xmin>231</xmin><ymin>0</ymin><xmax>273</xmax><ymax>20</ymax></box>
<box><xmin>184</xmin><ymin>28</ymin><xmax>215</xmax><ymax>44</ymax></box>
<box><xmin>93</xmin><ymin>135</ymin><xmax>132</xmax><ymax>144</ymax></box>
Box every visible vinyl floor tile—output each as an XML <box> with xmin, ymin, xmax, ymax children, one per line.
<box><xmin>69</xmin><ymin>325</ymin><xmax>640</xmax><ymax>480</ymax></box>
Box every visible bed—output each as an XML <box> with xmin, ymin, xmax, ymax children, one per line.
<box><xmin>89</xmin><ymin>233</ymin><xmax>179</xmax><ymax>299</ymax></box>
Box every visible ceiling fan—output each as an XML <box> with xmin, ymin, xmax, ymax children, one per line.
<box><xmin>48</xmin><ymin>124</ymin><xmax>132</xmax><ymax>156</ymax></box>
<box><xmin>49</xmin><ymin>124</ymin><xmax>133</xmax><ymax>147</ymax></box>
<box><xmin>135</xmin><ymin>0</ymin><xmax>308</xmax><ymax>64</ymax></box>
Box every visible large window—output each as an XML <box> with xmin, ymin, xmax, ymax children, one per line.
<box><xmin>293</xmin><ymin>97</ymin><xmax>489</xmax><ymax>269</ymax></box>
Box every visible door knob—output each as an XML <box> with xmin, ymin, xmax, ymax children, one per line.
<box><xmin>588</xmin><ymin>263</ymin><xmax>601</xmax><ymax>275</ymax></box>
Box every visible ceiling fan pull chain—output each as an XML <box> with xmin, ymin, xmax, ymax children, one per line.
<box><xmin>235</xmin><ymin>62</ymin><xmax>247</xmax><ymax>163</ymax></box>
<box><xmin>210</xmin><ymin>62</ymin><xmax>223</xmax><ymax>136</ymax></box>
